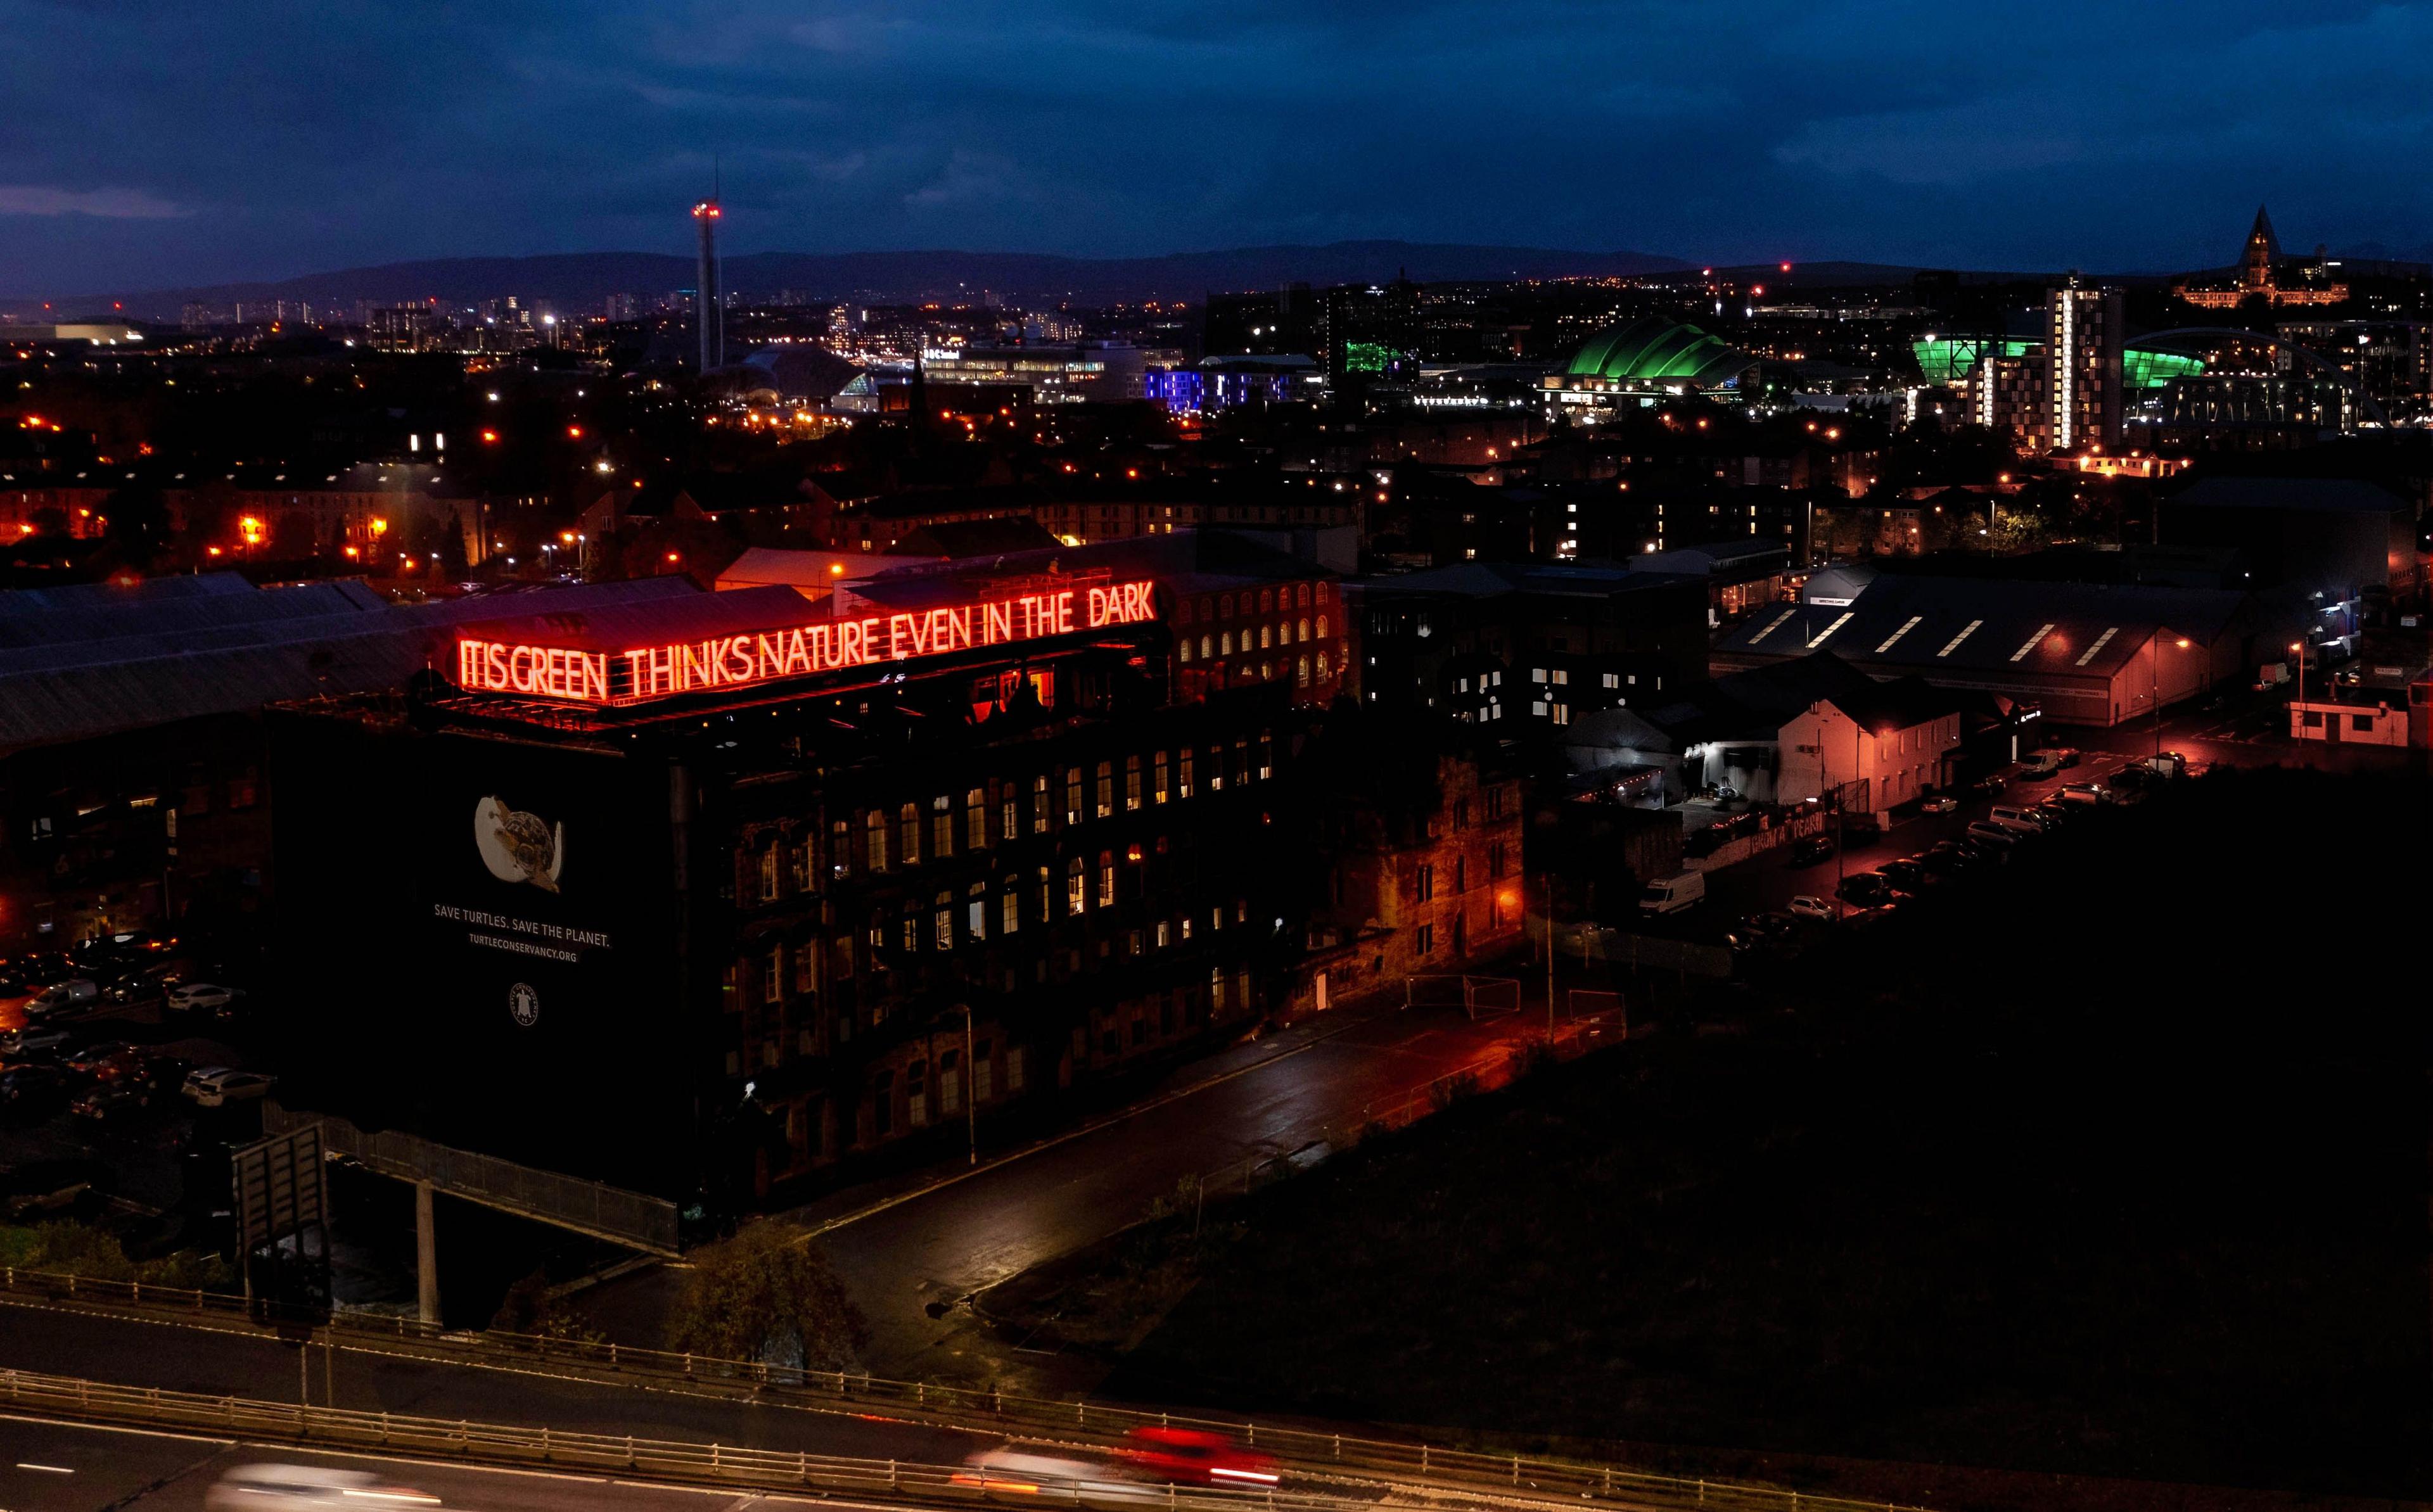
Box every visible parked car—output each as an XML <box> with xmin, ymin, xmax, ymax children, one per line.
<box><xmin>2109</xmin><ymin>763</ymin><xmax>2155</xmax><ymax>792</ymax></box>
<box><xmin>1969</xmin><ymin>773</ymin><xmax>2007</xmax><ymax>796</ymax></box>
<box><xmin>1964</xmin><ymin>820</ymin><xmax>2022</xmax><ymax>848</ymax></box>
<box><xmin>182</xmin><ymin>1067</ymin><xmax>275</xmax><ymax>1107</ymax></box>
<box><xmin>167</xmin><ymin>982</ymin><xmax>246</xmax><ymax>1016</ymax></box>
<box><xmin>1988</xmin><ymin>804</ymin><xmax>2052</xmax><ymax>834</ymax></box>
<box><xmin>1877</xmin><ymin>858</ymin><xmax>1933</xmax><ymax>893</ymax></box>
<box><xmin>69</xmin><ymin>1082</ymin><xmax>151</xmax><ymax>1122</ymax></box>
<box><xmin>1788</xmin><ymin>833</ymin><xmax>1836</xmax><ymax>866</ymax></box>
<box><xmin>0</xmin><ymin>1024</ymin><xmax>72</xmax><ymax>1058</ymax></box>
<box><xmin>60</xmin><ymin>1040</ymin><xmax>138</xmax><ymax>1079</ymax></box>
<box><xmin>1920</xmin><ymin>794</ymin><xmax>1960</xmax><ymax>815</ymax></box>
<box><xmin>0</xmin><ymin>1065</ymin><xmax>67</xmax><ymax>1117</ymax></box>
<box><xmin>1123</xmin><ymin>1428</ymin><xmax>1279</xmax><ymax>1488</ymax></box>
<box><xmin>0</xmin><ymin>1158</ymin><xmax>105</xmax><ymax>1219</ymax></box>
<box><xmin>2056</xmin><ymin>782</ymin><xmax>2110</xmax><ymax>806</ymax></box>
<box><xmin>1835</xmin><ymin>872</ymin><xmax>1897</xmax><ymax>907</ymax></box>
<box><xmin>1787</xmin><ymin>894</ymin><xmax>1836</xmax><ymax>922</ymax></box>
<box><xmin>22</xmin><ymin>978</ymin><xmax>98</xmax><ymax>1020</ymax></box>
<box><xmin>1920</xmin><ymin>845</ymin><xmax>1976</xmax><ymax>878</ymax></box>
<box><xmin>1638</xmin><ymin>872</ymin><xmax>1706</xmax><ymax>915</ymax></box>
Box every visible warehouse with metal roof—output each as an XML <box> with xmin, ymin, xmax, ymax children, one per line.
<box><xmin>1709</xmin><ymin>571</ymin><xmax>2282</xmax><ymax>727</ymax></box>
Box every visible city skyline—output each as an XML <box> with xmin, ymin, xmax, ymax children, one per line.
<box><xmin>6</xmin><ymin>1</ymin><xmax>2433</xmax><ymax>295</ymax></box>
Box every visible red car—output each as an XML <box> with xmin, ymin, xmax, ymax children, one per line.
<box><xmin>1123</xmin><ymin>1428</ymin><xmax>1277</xmax><ymax>1487</ymax></box>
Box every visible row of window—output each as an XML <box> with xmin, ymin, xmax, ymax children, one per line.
<box><xmin>1174</xmin><ymin>581</ymin><xmax>1330</xmax><ymax>624</ymax></box>
<box><xmin>1177</xmin><ymin>616</ymin><xmax>1329</xmax><ymax>660</ymax></box>
<box><xmin>736</xmin><ymin>889</ymin><xmax>1258</xmax><ymax>1010</ymax></box>
<box><xmin>743</xmin><ymin>737</ymin><xmax>1282</xmax><ymax>900</ymax></box>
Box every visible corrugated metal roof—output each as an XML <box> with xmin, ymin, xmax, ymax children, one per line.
<box><xmin>1717</xmin><ymin>573</ymin><xmax>2250</xmax><ymax>679</ymax></box>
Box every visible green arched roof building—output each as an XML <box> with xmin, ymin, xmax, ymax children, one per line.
<box><xmin>1564</xmin><ymin>317</ymin><xmax>1756</xmax><ymax>389</ymax></box>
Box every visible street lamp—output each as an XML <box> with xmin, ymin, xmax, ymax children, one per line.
<box><xmin>2290</xmin><ymin>640</ymin><xmax>2306</xmax><ymax>730</ymax></box>
<box><xmin>2152</xmin><ymin>633</ymin><xmax>2190</xmax><ymax>761</ymax></box>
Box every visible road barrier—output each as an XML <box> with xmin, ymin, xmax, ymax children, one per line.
<box><xmin>0</xmin><ymin>1361</ymin><xmax>1936</xmax><ymax>1512</ymax></box>
<box><xmin>0</xmin><ymin>1365</ymin><xmax>1366</xmax><ymax>1510</ymax></box>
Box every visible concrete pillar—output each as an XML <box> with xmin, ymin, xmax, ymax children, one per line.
<box><xmin>414</xmin><ymin>1180</ymin><xmax>439</xmax><ymax>1326</ymax></box>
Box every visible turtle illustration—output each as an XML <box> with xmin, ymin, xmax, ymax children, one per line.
<box><xmin>474</xmin><ymin>796</ymin><xmax>565</xmax><ymax>891</ymax></box>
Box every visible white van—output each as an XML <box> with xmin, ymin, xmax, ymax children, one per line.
<box><xmin>1638</xmin><ymin>872</ymin><xmax>1706</xmax><ymax>914</ymax></box>
<box><xmin>22</xmin><ymin>979</ymin><xmax>98</xmax><ymax>1020</ymax></box>
<box><xmin>1986</xmin><ymin>806</ymin><xmax>2048</xmax><ymax>835</ymax></box>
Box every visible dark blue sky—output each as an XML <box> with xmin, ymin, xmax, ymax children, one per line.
<box><xmin>6</xmin><ymin>0</ymin><xmax>2432</xmax><ymax>295</ymax></box>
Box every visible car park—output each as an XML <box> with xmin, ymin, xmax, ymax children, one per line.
<box><xmin>1787</xmin><ymin>894</ymin><xmax>1836</xmax><ymax>922</ymax></box>
<box><xmin>182</xmin><ymin>1067</ymin><xmax>275</xmax><ymax>1107</ymax></box>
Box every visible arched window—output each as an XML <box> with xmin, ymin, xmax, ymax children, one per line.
<box><xmin>1259</xmin><ymin>588</ymin><xmax>1274</xmax><ymax>613</ymax></box>
<box><xmin>898</xmin><ymin>803</ymin><xmax>920</xmax><ymax>867</ymax></box>
<box><xmin>1296</xmin><ymin>656</ymin><xmax>1310</xmax><ymax>688</ymax></box>
<box><xmin>1317</xmin><ymin>581</ymin><xmax>1331</xmax><ymax>603</ymax></box>
<box><xmin>864</xmin><ymin>811</ymin><xmax>887</xmax><ymax>872</ymax></box>
<box><xmin>1066</xmin><ymin>858</ymin><xmax>1087</xmax><ymax>916</ymax></box>
<box><xmin>1200</xmin><ymin>633</ymin><xmax>1214</xmax><ymax>658</ymax></box>
<box><xmin>933</xmin><ymin>891</ymin><xmax>954</xmax><ymax>951</ymax></box>
<box><xmin>1220</xmin><ymin>632</ymin><xmax>1234</xmax><ymax>656</ymax></box>
<box><xmin>1316</xmin><ymin>614</ymin><xmax>1330</xmax><ymax>638</ymax></box>
<box><xmin>1317</xmin><ymin>650</ymin><xmax>1331</xmax><ymax>679</ymax></box>
<box><xmin>1178</xmin><ymin>638</ymin><xmax>1193</xmax><ymax>664</ymax></box>
<box><xmin>1220</xmin><ymin>594</ymin><xmax>1234</xmax><ymax>619</ymax></box>
<box><xmin>1177</xmin><ymin>597</ymin><xmax>1194</xmax><ymax>625</ymax></box>
<box><xmin>1097</xmin><ymin>851</ymin><xmax>1116</xmax><ymax>907</ymax></box>
<box><xmin>1258</xmin><ymin>624</ymin><xmax>1272</xmax><ymax>649</ymax></box>
<box><xmin>1298</xmin><ymin>618</ymin><xmax>1311</xmax><ymax>643</ymax></box>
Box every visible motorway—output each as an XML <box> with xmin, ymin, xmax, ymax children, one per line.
<box><xmin>0</xmin><ymin>1413</ymin><xmax>810</xmax><ymax>1511</ymax></box>
<box><xmin>581</xmin><ymin>988</ymin><xmax>1552</xmax><ymax>1387</ymax></box>
<box><xmin>0</xmin><ymin>1299</ymin><xmax>993</xmax><ymax>1466</ymax></box>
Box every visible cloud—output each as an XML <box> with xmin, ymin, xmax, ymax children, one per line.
<box><xmin>0</xmin><ymin>184</ymin><xmax>186</xmax><ymax>219</ymax></box>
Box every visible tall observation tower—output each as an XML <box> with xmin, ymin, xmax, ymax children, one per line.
<box><xmin>692</xmin><ymin>193</ymin><xmax>723</xmax><ymax>372</ymax></box>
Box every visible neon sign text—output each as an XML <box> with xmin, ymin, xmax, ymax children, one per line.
<box><xmin>456</xmin><ymin>580</ymin><xmax>1158</xmax><ymax>706</ymax></box>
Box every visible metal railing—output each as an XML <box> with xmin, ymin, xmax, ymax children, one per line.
<box><xmin>264</xmin><ymin>1103</ymin><xmax>679</xmax><ymax>1255</ymax></box>
<box><xmin>0</xmin><ymin>1359</ymin><xmax>1927</xmax><ymax>1512</ymax></box>
<box><xmin>0</xmin><ymin>1365</ymin><xmax>1361</xmax><ymax>1510</ymax></box>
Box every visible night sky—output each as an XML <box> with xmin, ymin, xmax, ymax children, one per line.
<box><xmin>5</xmin><ymin>0</ymin><xmax>2432</xmax><ymax>295</ymax></box>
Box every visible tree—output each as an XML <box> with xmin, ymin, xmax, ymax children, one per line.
<box><xmin>491</xmin><ymin>1267</ymin><xmax>605</xmax><ymax>1342</ymax></box>
<box><xmin>668</xmin><ymin>1220</ymin><xmax>867</xmax><ymax>1371</ymax></box>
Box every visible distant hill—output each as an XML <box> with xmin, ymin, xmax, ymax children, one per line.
<box><xmin>22</xmin><ymin>241</ymin><xmax>1688</xmax><ymax>320</ymax></box>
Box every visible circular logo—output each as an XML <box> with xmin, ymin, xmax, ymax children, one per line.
<box><xmin>508</xmin><ymin>982</ymin><xmax>540</xmax><ymax>1028</ymax></box>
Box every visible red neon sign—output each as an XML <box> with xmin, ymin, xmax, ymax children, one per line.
<box><xmin>456</xmin><ymin>581</ymin><xmax>1158</xmax><ymax>705</ymax></box>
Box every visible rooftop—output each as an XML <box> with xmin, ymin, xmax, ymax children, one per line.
<box><xmin>1719</xmin><ymin>572</ymin><xmax>2252</xmax><ymax>679</ymax></box>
